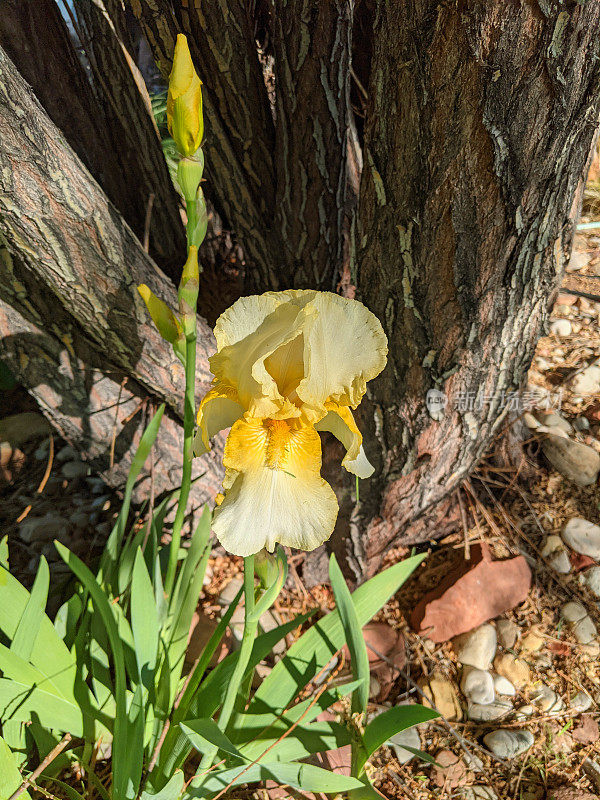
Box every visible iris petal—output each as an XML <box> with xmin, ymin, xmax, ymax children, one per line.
<box><xmin>210</xmin><ymin>301</ymin><xmax>314</xmax><ymax>419</ymax></box>
<box><xmin>315</xmin><ymin>405</ymin><xmax>375</xmax><ymax>478</ymax></box>
<box><xmin>212</xmin><ymin>418</ymin><xmax>338</xmax><ymax>555</ymax></box>
<box><xmin>296</xmin><ymin>292</ymin><xmax>388</xmax><ymax>417</ymax></box>
<box><xmin>193</xmin><ymin>386</ymin><xmax>244</xmax><ymax>456</ymax></box>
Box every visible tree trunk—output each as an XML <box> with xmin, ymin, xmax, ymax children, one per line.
<box><xmin>0</xmin><ymin>0</ymin><xmax>186</xmax><ymax>278</ymax></box>
<box><xmin>271</xmin><ymin>0</ymin><xmax>354</xmax><ymax>290</ymax></box>
<box><xmin>0</xmin><ymin>44</ymin><xmax>223</xmax><ymax>508</ymax></box>
<box><xmin>349</xmin><ymin>0</ymin><xmax>600</xmax><ymax>577</ymax></box>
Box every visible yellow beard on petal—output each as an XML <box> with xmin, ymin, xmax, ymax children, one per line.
<box><xmin>264</xmin><ymin>419</ymin><xmax>293</xmax><ymax>469</ymax></box>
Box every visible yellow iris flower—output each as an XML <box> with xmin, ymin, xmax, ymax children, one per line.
<box><xmin>194</xmin><ymin>290</ymin><xmax>388</xmax><ymax>556</ymax></box>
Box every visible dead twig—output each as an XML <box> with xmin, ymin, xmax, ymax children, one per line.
<box><xmin>16</xmin><ymin>433</ymin><xmax>54</xmax><ymax>523</ymax></box>
<box><xmin>9</xmin><ymin>733</ymin><xmax>72</xmax><ymax>800</ymax></box>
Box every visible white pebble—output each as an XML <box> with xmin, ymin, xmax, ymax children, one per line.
<box><xmin>492</xmin><ymin>673</ymin><xmax>516</xmax><ymax>697</ymax></box>
<box><xmin>562</xmin><ymin>518</ymin><xmax>600</xmax><ymax>560</ymax></box>
<box><xmin>453</xmin><ymin>624</ymin><xmax>497</xmax><ymax>671</ymax></box>
<box><xmin>570</xmin><ymin>691</ymin><xmax>593</xmax><ymax>713</ymax></box>
<box><xmin>461</xmin><ymin>667</ymin><xmax>495</xmax><ymax>705</ymax></box>
<box><xmin>467</xmin><ymin>699</ymin><xmax>512</xmax><ymax>723</ymax></box>
<box><xmin>483</xmin><ymin>729</ymin><xmax>534</xmax><ymax>759</ymax></box>
<box><xmin>584</xmin><ymin>566</ymin><xmax>600</xmax><ymax>598</ymax></box>
<box><xmin>550</xmin><ymin>319</ymin><xmax>572</xmax><ymax>337</ymax></box>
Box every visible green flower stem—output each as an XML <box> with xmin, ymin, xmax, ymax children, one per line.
<box><xmin>197</xmin><ymin>555</ymin><xmax>257</xmax><ymax>777</ymax></box>
<box><xmin>164</xmin><ymin>197</ymin><xmax>199</xmax><ymax>598</ymax></box>
<box><xmin>164</xmin><ymin>333</ymin><xmax>196</xmax><ymax>597</ymax></box>
<box><xmin>186</xmin><ymin>199</ymin><xmax>197</xmax><ymax>249</ymax></box>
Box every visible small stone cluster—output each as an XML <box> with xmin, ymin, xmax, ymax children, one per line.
<box><xmin>419</xmin><ymin>616</ymin><xmax>595</xmax><ymax>763</ymax></box>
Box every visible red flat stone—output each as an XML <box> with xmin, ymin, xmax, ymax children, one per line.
<box><xmin>410</xmin><ymin>543</ymin><xmax>531</xmax><ymax>643</ymax></box>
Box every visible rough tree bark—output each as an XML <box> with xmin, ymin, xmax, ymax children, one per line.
<box><xmin>0</xmin><ymin>44</ymin><xmax>223</xmax><ymax>507</ymax></box>
<box><xmin>350</xmin><ymin>0</ymin><xmax>600</xmax><ymax>576</ymax></box>
<box><xmin>0</xmin><ymin>0</ymin><xmax>186</xmax><ymax>277</ymax></box>
<box><xmin>73</xmin><ymin>0</ymin><xmax>187</xmax><ymax>276</ymax></box>
<box><xmin>271</xmin><ymin>0</ymin><xmax>354</xmax><ymax>290</ymax></box>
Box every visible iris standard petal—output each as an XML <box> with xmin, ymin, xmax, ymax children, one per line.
<box><xmin>210</xmin><ymin>301</ymin><xmax>315</xmax><ymax>419</ymax></box>
<box><xmin>211</xmin><ymin>418</ymin><xmax>338</xmax><ymax>556</ymax></box>
<box><xmin>193</xmin><ymin>386</ymin><xmax>245</xmax><ymax>456</ymax></box>
<box><xmin>314</xmin><ymin>404</ymin><xmax>375</xmax><ymax>478</ymax></box>
<box><xmin>213</xmin><ymin>290</ymin><xmax>317</xmax><ymax>350</ymax></box>
<box><xmin>296</xmin><ymin>292</ymin><xmax>388</xmax><ymax>416</ymax></box>
<box><xmin>213</xmin><ymin>294</ymin><xmax>282</xmax><ymax>350</ymax></box>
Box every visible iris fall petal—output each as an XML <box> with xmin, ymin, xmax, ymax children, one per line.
<box><xmin>212</xmin><ymin>418</ymin><xmax>338</xmax><ymax>555</ymax></box>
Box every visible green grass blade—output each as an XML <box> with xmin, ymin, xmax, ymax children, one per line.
<box><xmin>131</xmin><ymin>548</ymin><xmax>159</xmax><ymax>695</ymax></box>
<box><xmin>240</xmin><ymin>719</ymin><xmax>351</xmax><ymax>763</ymax></box>
<box><xmin>187</xmin><ymin>762</ymin><xmax>363</xmax><ymax>796</ymax></box>
<box><xmin>123</xmin><ymin>684</ymin><xmax>145</xmax><ymax>799</ymax></box>
<box><xmin>0</xmin><ymin>677</ymin><xmax>86</xmax><ymax>735</ymax></box>
<box><xmin>0</xmin><ymin>535</ymin><xmax>8</xmax><ymax>569</ymax></box>
<box><xmin>0</xmin><ymin>641</ymin><xmax>68</xmax><ymax>699</ymax></box>
<box><xmin>359</xmin><ymin>704</ymin><xmax>438</xmax><ymax>774</ymax></box>
<box><xmin>55</xmin><ymin>543</ymin><xmax>130</xmax><ymax>800</ymax></box>
<box><xmin>149</xmin><ymin>610</ymin><xmax>313</xmax><ymax>791</ymax></box>
<box><xmin>29</xmin><ymin>724</ymin><xmax>72</xmax><ymax>778</ymax></box>
<box><xmin>150</xmin><ymin>586</ymin><xmax>244</xmax><ymax>788</ymax></box>
<box><xmin>0</xmin><ymin>734</ymin><xmax>31</xmax><ymax>799</ymax></box>
<box><xmin>329</xmin><ymin>553</ymin><xmax>369</xmax><ymax>716</ymax></box>
<box><xmin>170</xmin><ymin>505</ymin><xmax>211</xmax><ymax>616</ymax></box>
<box><xmin>0</xmin><ymin>563</ymin><xmax>77</xmax><ymax>700</ymax></box>
<box><xmin>173</xmin><ymin>585</ymin><xmax>243</xmax><ymax>724</ymax></box>
<box><xmin>140</xmin><ymin>770</ymin><xmax>184</xmax><ymax>800</ymax></box>
<box><xmin>181</xmin><ymin>719</ymin><xmax>245</xmax><ymax>760</ymax></box>
<box><xmin>38</xmin><ymin>777</ymin><xmax>85</xmax><ymax>800</ymax></box>
<box><xmin>11</xmin><ymin>555</ymin><xmax>49</xmax><ymax>660</ymax></box>
<box><xmin>100</xmin><ymin>404</ymin><xmax>165</xmax><ymax>581</ymax></box>
<box><xmin>232</xmin><ymin>679</ymin><xmax>362</xmax><ymax>746</ymax></box>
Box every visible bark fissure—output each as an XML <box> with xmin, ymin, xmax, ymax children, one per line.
<box><xmin>0</xmin><ymin>44</ymin><xmax>214</xmax><ymax>417</ymax></box>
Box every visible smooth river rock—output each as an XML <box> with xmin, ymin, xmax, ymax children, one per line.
<box><xmin>562</xmin><ymin>518</ymin><xmax>600</xmax><ymax>560</ymax></box>
<box><xmin>460</xmin><ymin>667</ymin><xmax>495</xmax><ymax>705</ymax></box>
<box><xmin>467</xmin><ymin>699</ymin><xmax>512</xmax><ymax>723</ymax></box>
<box><xmin>493</xmin><ymin>653</ymin><xmax>531</xmax><ymax>689</ymax></box>
<box><xmin>454</xmin><ymin>624</ymin><xmax>497</xmax><ymax>670</ymax></box>
<box><xmin>483</xmin><ymin>729</ymin><xmax>534</xmax><ymax>759</ymax></box>
<box><xmin>541</xmin><ymin>436</ymin><xmax>600</xmax><ymax>488</ymax></box>
<box><xmin>584</xmin><ymin>566</ymin><xmax>600</xmax><ymax>597</ymax></box>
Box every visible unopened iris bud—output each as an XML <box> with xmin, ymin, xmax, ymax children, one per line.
<box><xmin>177</xmin><ymin>152</ymin><xmax>204</xmax><ymax>203</ymax></box>
<box><xmin>254</xmin><ymin>549</ymin><xmax>280</xmax><ymax>589</ymax></box>
<box><xmin>167</xmin><ymin>34</ymin><xmax>203</xmax><ymax>158</ymax></box>
<box><xmin>138</xmin><ymin>284</ymin><xmax>182</xmax><ymax>344</ymax></box>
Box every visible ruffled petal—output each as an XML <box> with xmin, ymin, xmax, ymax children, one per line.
<box><xmin>213</xmin><ymin>290</ymin><xmax>317</xmax><ymax>349</ymax></box>
<box><xmin>193</xmin><ymin>385</ymin><xmax>244</xmax><ymax>456</ymax></box>
<box><xmin>315</xmin><ymin>405</ymin><xmax>375</xmax><ymax>478</ymax></box>
<box><xmin>296</xmin><ymin>292</ymin><xmax>388</xmax><ymax>417</ymax></box>
<box><xmin>213</xmin><ymin>294</ymin><xmax>283</xmax><ymax>350</ymax></box>
<box><xmin>210</xmin><ymin>301</ymin><xmax>315</xmax><ymax>419</ymax></box>
<box><xmin>212</xmin><ymin>418</ymin><xmax>338</xmax><ymax>556</ymax></box>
